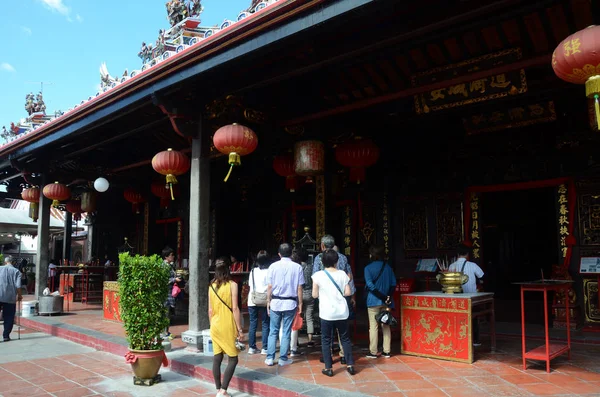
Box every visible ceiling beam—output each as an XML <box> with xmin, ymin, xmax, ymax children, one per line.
<box><xmin>280</xmin><ymin>54</ymin><xmax>551</xmax><ymax>125</ymax></box>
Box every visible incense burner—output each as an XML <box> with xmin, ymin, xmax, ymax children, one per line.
<box><xmin>436</xmin><ymin>272</ymin><xmax>469</xmax><ymax>294</ymax></box>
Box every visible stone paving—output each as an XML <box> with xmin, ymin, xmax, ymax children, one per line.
<box><xmin>0</xmin><ymin>331</ymin><xmax>251</xmax><ymax>397</ymax></box>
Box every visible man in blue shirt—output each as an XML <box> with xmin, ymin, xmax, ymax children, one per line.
<box><xmin>312</xmin><ymin>235</ymin><xmax>355</xmax><ymax>364</ymax></box>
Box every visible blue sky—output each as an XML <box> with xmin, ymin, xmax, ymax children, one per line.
<box><xmin>0</xmin><ymin>0</ymin><xmax>251</xmax><ymax>141</ymax></box>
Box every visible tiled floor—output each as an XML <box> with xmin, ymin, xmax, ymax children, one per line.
<box><xmin>16</xmin><ymin>297</ymin><xmax>600</xmax><ymax>396</ymax></box>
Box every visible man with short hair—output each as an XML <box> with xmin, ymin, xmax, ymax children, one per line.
<box><xmin>0</xmin><ymin>255</ymin><xmax>22</xmax><ymax>342</ymax></box>
<box><xmin>265</xmin><ymin>243</ymin><xmax>304</xmax><ymax>367</ymax></box>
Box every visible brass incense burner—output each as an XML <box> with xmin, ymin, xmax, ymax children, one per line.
<box><xmin>436</xmin><ymin>272</ymin><xmax>469</xmax><ymax>294</ymax></box>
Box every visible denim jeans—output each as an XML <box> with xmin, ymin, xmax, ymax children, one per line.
<box><xmin>321</xmin><ymin>318</ymin><xmax>354</xmax><ymax>369</ymax></box>
<box><xmin>248</xmin><ymin>306</ymin><xmax>269</xmax><ymax>350</ymax></box>
<box><xmin>267</xmin><ymin>308</ymin><xmax>296</xmax><ymax>361</ymax></box>
<box><xmin>1</xmin><ymin>302</ymin><xmax>16</xmax><ymax>340</ymax></box>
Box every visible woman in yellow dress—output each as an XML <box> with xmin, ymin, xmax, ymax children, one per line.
<box><xmin>209</xmin><ymin>257</ymin><xmax>244</xmax><ymax>397</ymax></box>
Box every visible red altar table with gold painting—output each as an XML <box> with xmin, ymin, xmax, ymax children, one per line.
<box><xmin>401</xmin><ymin>292</ymin><xmax>495</xmax><ymax>363</ymax></box>
<box><xmin>103</xmin><ymin>281</ymin><xmax>122</xmax><ymax>322</ymax></box>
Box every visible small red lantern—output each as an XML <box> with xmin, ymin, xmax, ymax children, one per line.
<box><xmin>273</xmin><ymin>154</ymin><xmax>297</xmax><ymax>192</ymax></box>
<box><xmin>66</xmin><ymin>200</ymin><xmax>83</xmax><ymax>222</ymax></box>
<box><xmin>213</xmin><ymin>123</ymin><xmax>258</xmax><ymax>182</ymax></box>
<box><xmin>335</xmin><ymin>137</ymin><xmax>380</xmax><ymax>184</ymax></box>
<box><xmin>22</xmin><ymin>187</ymin><xmax>40</xmax><ymax>222</ymax></box>
<box><xmin>152</xmin><ymin>148</ymin><xmax>190</xmax><ymax>200</ymax></box>
<box><xmin>552</xmin><ymin>25</ymin><xmax>600</xmax><ymax>129</ymax></box>
<box><xmin>123</xmin><ymin>188</ymin><xmax>145</xmax><ymax>214</ymax></box>
<box><xmin>294</xmin><ymin>140</ymin><xmax>324</xmax><ymax>183</ymax></box>
<box><xmin>151</xmin><ymin>181</ymin><xmax>180</xmax><ymax>209</ymax></box>
<box><xmin>42</xmin><ymin>182</ymin><xmax>71</xmax><ymax>208</ymax></box>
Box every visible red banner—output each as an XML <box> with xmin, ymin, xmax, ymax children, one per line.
<box><xmin>401</xmin><ymin>295</ymin><xmax>473</xmax><ymax>363</ymax></box>
<box><xmin>103</xmin><ymin>289</ymin><xmax>122</xmax><ymax>322</ymax></box>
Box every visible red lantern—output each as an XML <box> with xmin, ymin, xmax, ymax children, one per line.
<box><xmin>66</xmin><ymin>200</ymin><xmax>83</xmax><ymax>222</ymax></box>
<box><xmin>151</xmin><ymin>181</ymin><xmax>180</xmax><ymax>209</ymax></box>
<box><xmin>42</xmin><ymin>182</ymin><xmax>71</xmax><ymax>208</ymax></box>
<box><xmin>335</xmin><ymin>137</ymin><xmax>380</xmax><ymax>184</ymax></box>
<box><xmin>213</xmin><ymin>123</ymin><xmax>258</xmax><ymax>182</ymax></box>
<box><xmin>22</xmin><ymin>187</ymin><xmax>40</xmax><ymax>222</ymax></box>
<box><xmin>294</xmin><ymin>140</ymin><xmax>324</xmax><ymax>183</ymax></box>
<box><xmin>273</xmin><ymin>154</ymin><xmax>297</xmax><ymax>192</ymax></box>
<box><xmin>152</xmin><ymin>148</ymin><xmax>190</xmax><ymax>200</ymax></box>
<box><xmin>552</xmin><ymin>26</ymin><xmax>600</xmax><ymax>129</ymax></box>
<box><xmin>124</xmin><ymin>188</ymin><xmax>145</xmax><ymax>214</ymax></box>
<box><xmin>81</xmin><ymin>191</ymin><xmax>97</xmax><ymax>213</ymax></box>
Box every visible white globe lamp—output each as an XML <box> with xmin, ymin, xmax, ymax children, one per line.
<box><xmin>94</xmin><ymin>177</ymin><xmax>110</xmax><ymax>193</ymax></box>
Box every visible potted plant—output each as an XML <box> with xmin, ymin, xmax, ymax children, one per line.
<box><xmin>118</xmin><ymin>253</ymin><xmax>170</xmax><ymax>385</ymax></box>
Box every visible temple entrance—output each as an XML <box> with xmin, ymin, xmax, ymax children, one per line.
<box><xmin>481</xmin><ymin>188</ymin><xmax>558</xmax><ymax>324</ymax></box>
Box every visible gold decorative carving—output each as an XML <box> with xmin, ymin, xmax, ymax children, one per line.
<box><xmin>315</xmin><ymin>175</ymin><xmax>325</xmax><ymax>242</ymax></box>
<box><xmin>103</xmin><ymin>281</ymin><xmax>119</xmax><ymax>292</ymax></box>
<box><xmin>403</xmin><ymin>204</ymin><xmax>428</xmax><ymax>251</ymax></box>
<box><xmin>361</xmin><ymin>222</ymin><xmax>374</xmax><ymax>244</ymax></box>
<box><xmin>244</xmin><ymin>109</ymin><xmax>267</xmax><ymax>124</ymax></box>
<box><xmin>436</xmin><ymin>197</ymin><xmax>463</xmax><ymax>250</ymax></box>
<box><xmin>284</xmin><ymin>125</ymin><xmax>305</xmax><ymax>136</ymax></box>
<box><xmin>274</xmin><ymin>222</ymin><xmax>283</xmax><ymax>244</ymax></box>
<box><xmin>583</xmin><ymin>278</ymin><xmax>600</xmax><ymax>324</ymax></box>
<box><xmin>579</xmin><ymin>193</ymin><xmax>600</xmax><ymax>246</ymax></box>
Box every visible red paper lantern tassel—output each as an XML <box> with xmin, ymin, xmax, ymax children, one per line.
<box><xmin>160</xmin><ymin>197</ymin><xmax>170</xmax><ymax>209</ymax></box>
<box><xmin>349</xmin><ymin>167</ymin><xmax>366</xmax><ymax>184</ymax></box>
<box><xmin>595</xmin><ymin>95</ymin><xmax>600</xmax><ymax>131</ymax></box>
<box><xmin>285</xmin><ymin>176</ymin><xmax>297</xmax><ymax>192</ymax></box>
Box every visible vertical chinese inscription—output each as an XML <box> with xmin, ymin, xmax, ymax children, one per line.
<box><xmin>403</xmin><ymin>203</ymin><xmax>428</xmax><ymax>251</ymax></box>
<box><xmin>436</xmin><ymin>198</ymin><xmax>464</xmax><ymax>250</ymax></box>
<box><xmin>315</xmin><ymin>175</ymin><xmax>326</xmax><ymax>242</ymax></box>
<box><xmin>470</xmin><ymin>193</ymin><xmax>481</xmax><ymax>259</ymax></box>
<box><xmin>383</xmin><ymin>194</ymin><xmax>390</xmax><ymax>256</ymax></box>
<box><xmin>344</xmin><ymin>206</ymin><xmax>352</xmax><ymax>257</ymax></box>
<box><xmin>558</xmin><ymin>184</ymin><xmax>569</xmax><ymax>258</ymax></box>
<box><xmin>177</xmin><ymin>220</ymin><xmax>183</xmax><ymax>266</ymax></box>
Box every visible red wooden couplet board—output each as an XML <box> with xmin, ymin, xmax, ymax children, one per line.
<box><xmin>103</xmin><ymin>289</ymin><xmax>122</xmax><ymax>322</ymax></box>
<box><xmin>401</xmin><ymin>294</ymin><xmax>473</xmax><ymax>363</ymax></box>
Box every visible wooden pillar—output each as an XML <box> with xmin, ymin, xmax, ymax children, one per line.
<box><xmin>316</xmin><ymin>175</ymin><xmax>326</xmax><ymax>242</ymax></box>
<box><xmin>182</xmin><ymin>119</ymin><xmax>211</xmax><ymax>351</ymax></box>
<box><xmin>62</xmin><ymin>212</ymin><xmax>72</xmax><ymax>262</ymax></box>
<box><xmin>35</xmin><ymin>181</ymin><xmax>50</xmax><ymax>299</ymax></box>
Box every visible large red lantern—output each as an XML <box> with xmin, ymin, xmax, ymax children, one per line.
<box><xmin>43</xmin><ymin>182</ymin><xmax>71</xmax><ymax>208</ymax></box>
<box><xmin>124</xmin><ymin>188</ymin><xmax>145</xmax><ymax>214</ymax></box>
<box><xmin>335</xmin><ymin>137</ymin><xmax>380</xmax><ymax>184</ymax></box>
<box><xmin>273</xmin><ymin>154</ymin><xmax>297</xmax><ymax>192</ymax></box>
<box><xmin>22</xmin><ymin>187</ymin><xmax>40</xmax><ymax>222</ymax></box>
<box><xmin>151</xmin><ymin>181</ymin><xmax>180</xmax><ymax>209</ymax></box>
<box><xmin>552</xmin><ymin>25</ymin><xmax>600</xmax><ymax>129</ymax></box>
<box><xmin>152</xmin><ymin>148</ymin><xmax>190</xmax><ymax>200</ymax></box>
<box><xmin>66</xmin><ymin>200</ymin><xmax>83</xmax><ymax>222</ymax></box>
<box><xmin>213</xmin><ymin>123</ymin><xmax>258</xmax><ymax>182</ymax></box>
<box><xmin>294</xmin><ymin>140</ymin><xmax>324</xmax><ymax>183</ymax></box>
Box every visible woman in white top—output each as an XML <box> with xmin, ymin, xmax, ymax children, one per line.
<box><xmin>312</xmin><ymin>249</ymin><xmax>355</xmax><ymax>377</ymax></box>
<box><xmin>247</xmin><ymin>250</ymin><xmax>271</xmax><ymax>354</ymax></box>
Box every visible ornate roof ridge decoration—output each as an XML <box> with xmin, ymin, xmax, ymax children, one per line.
<box><xmin>205</xmin><ymin>95</ymin><xmax>268</xmax><ymax>126</ymax></box>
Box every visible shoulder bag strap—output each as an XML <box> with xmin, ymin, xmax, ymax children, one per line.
<box><xmin>324</xmin><ymin>270</ymin><xmax>344</xmax><ymax>297</ymax></box>
<box><xmin>460</xmin><ymin>259</ymin><xmax>468</xmax><ymax>274</ymax></box>
<box><xmin>210</xmin><ymin>283</ymin><xmax>232</xmax><ymax>312</ymax></box>
<box><xmin>367</xmin><ymin>262</ymin><xmax>386</xmax><ymax>291</ymax></box>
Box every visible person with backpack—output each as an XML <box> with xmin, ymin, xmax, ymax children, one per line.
<box><xmin>364</xmin><ymin>245</ymin><xmax>396</xmax><ymax>359</ymax></box>
<box><xmin>209</xmin><ymin>258</ymin><xmax>244</xmax><ymax>397</ymax></box>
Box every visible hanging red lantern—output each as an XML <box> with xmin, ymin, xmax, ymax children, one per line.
<box><xmin>22</xmin><ymin>187</ymin><xmax>40</xmax><ymax>222</ymax></box>
<box><xmin>152</xmin><ymin>148</ymin><xmax>190</xmax><ymax>200</ymax></box>
<box><xmin>42</xmin><ymin>182</ymin><xmax>71</xmax><ymax>208</ymax></box>
<box><xmin>335</xmin><ymin>136</ymin><xmax>380</xmax><ymax>184</ymax></box>
<box><xmin>552</xmin><ymin>25</ymin><xmax>600</xmax><ymax>129</ymax></box>
<box><xmin>213</xmin><ymin>123</ymin><xmax>258</xmax><ymax>182</ymax></box>
<box><xmin>151</xmin><ymin>181</ymin><xmax>180</xmax><ymax>209</ymax></box>
<box><xmin>273</xmin><ymin>154</ymin><xmax>297</xmax><ymax>192</ymax></box>
<box><xmin>66</xmin><ymin>200</ymin><xmax>83</xmax><ymax>222</ymax></box>
<box><xmin>81</xmin><ymin>191</ymin><xmax>97</xmax><ymax>213</ymax></box>
<box><xmin>123</xmin><ymin>188</ymin><xmax>145</xmax><ymax>214</ymax></box>
<box><xmin>294</xmin><ymin>140</ymin><xmax>324</xmax><ymax>183</ymax></box>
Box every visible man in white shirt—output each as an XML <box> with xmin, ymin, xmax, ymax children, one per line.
<box><xmin>449</xmin><ymin>244</ymin><xmax>484</xmax><ymax>345</ymax></box>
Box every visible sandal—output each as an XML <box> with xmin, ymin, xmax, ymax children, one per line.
<box><xmin>321</xmin><ymin>368</ymin><xmax>334</xmax><ymax>377</ymax></box>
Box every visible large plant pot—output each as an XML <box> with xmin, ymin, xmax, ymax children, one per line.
<box><xmin>436</xmin><ymin>272</ymin><xmax>469</xmax><ymax>294</ymax></box>
<box><xmin>125</xmin><ymin>349</ymin><xmax>168</xmax><ymax>382</ymax></box>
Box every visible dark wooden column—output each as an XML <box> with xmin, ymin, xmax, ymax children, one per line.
<box><xmin>35</xmin><ymin>179</ymin><xmax>50</xmax><ymax>299</ymax></box>
<box><xmin>62</xmin><ymin>212</ymin><xmax>72</xmax><ymax>262</ymax></box>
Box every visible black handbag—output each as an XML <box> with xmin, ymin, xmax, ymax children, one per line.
<box><xmin>375</xmin><ymin>307</ymin><xmax>398</xmax><ymax>327</ymax></box>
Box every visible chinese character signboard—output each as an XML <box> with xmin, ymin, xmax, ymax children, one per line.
<box><xmin>470</xmin><ymin>193</ymin><xmax>482</xmax><ymax>260</ymax></box>
<box><xmin>557</xmin><ymin>184</ymin><xmax>569</xmax><ymax>258</ymax></box>
<box><xmin>382</xmin><ymin>194</ymin><xmax>390</xmax><ymax>256</ymax></box>
<box><xmin>103</xmin><ymin>282</ymin><xmax>122</xmax><ymax>323</ymax></box>
<box><xmin>463</xmin><ymin>101</ymin><xmax>556</xmax><ymax>135</ymax></box>
<box><xmin>412</xmin><ymin>49</ymin><xmax>527</xmax><ymax>115</ymax></box>
<box><xmin>343</xmin><ymin>205</ymin><xmax>352</xmax><ymax>257</ymax></box>
<box><xmin>401</xmin><ymin>294</ymin><xmax>472</xmax><ymax>363</ymax></box>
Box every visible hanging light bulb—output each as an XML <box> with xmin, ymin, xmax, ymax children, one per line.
<box><xmin>94</xmin><ymin>177</ymin><xmax>110</xmax><ymax>193</ymax></box>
